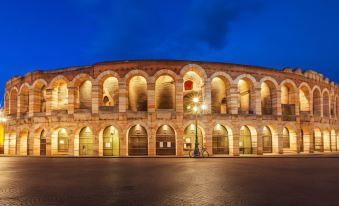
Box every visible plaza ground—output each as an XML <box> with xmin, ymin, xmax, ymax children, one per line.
<box><xmin>0</xmin><ymin>156</ymin><xmax>339</xmax><ymax>206</ymax></box>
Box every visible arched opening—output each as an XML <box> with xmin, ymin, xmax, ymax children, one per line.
<box><xmin>331</xmin><ymin>129</ymin><xmax>336</xmax><ymax>152</ymax></box>
<box><xmin>262</xmin><ymin>126</ymin><xmax>272</xmax><ymax>153</ymax></box>
<box><xmin>238</xmin><ymin>78</ymin><xmax>254</xmax><ymax>114</ymax></box>
<box><xmin>75</xmin><ymin>79</ymin><xmax>92</xmax><ymax>110</ymax></box>
<box><xmin>9</xmin><ymin>89</ymin><xmax>18</xmax><ymax>115</ymax></box>
<box><xmin>282</xmin><ymin>127</ymin><xmax>297</xmax><ymax>153</ymax></box>
<box><xmin>40</xmin><ymin>129</ymin><xmax>46</xmax><ymax>156</ymax></box>
<box><xmin>79</xmin><ymin>127</ymin><xmax>94</xmax><ymax>156</ymax></box>
<box><xmin>18</xmin><ymin>129</ymin><xmax>29</xmax><ymax>155</ymax></box>
<box><xmin>281</xmin><ymin>83</ymin><xmax>297</xmax><ymax>118</ymax></box>
<box><xmin>128</xmin><ymin>76</ymin><xmax>148</xmax><ymax>112</ymax></box>
<box><xmin>323</xmin><ymin>129</ymin><xmax>330</xmax><ymax>152</ymax></box>
<box><xmin>211</xmin><ymin>77</ymin><xmax>230</xmax><ymax>114</ymax></box>
<box><xmin>212</xmin><ymin>124</ymin><xmax>229</xmax><ymax>155</ymax></box>
<box><xmin>240</xmin><ymin>126</ymin><xmax>253</xmax><ymax>154</ymax></box>
<box><xmin>183</xmin><ymin>124</ymin><xmax>204</xmax><ymax>151</ymax></box>
<box><xmin>156</xmin><ymin>125</ymin><xmax>176</xmax><ymax>155</ymax></box>
<box><xmin>19</xmin><ymin>85</ymin><xmax>29</xmax><ymax>115</ymax></box>
<box><xmin>9</xmin><ymin>130</ymin><xmax>16</xmax><ymax>155</ymax></box>
<box><xmin>57</xmin><ymin>128</ymin><xmax>69</xmax><ymax>153</ymax></box>
<box><xmin>52</xmin><ymin>79</ymin><xmax>68</xmax><ymax>111</ymax></box>
<box><xmin>261</xmin><ymin>81</ymin><xmax>276</xmax><ymax>115</ymax></box>
<box><xmin>299</xmin><ymin>86</ymin><xmax>310</xmax><ymax>112</ymax></box>
<box><xmin>323</xmin><ymin>91</ymin><xmax>330</xmax><ymax>118</ymax></box>
<box><xmin>183</xmin><ymin>71</ymin><xmax>204</xmax><ymax>113</ymax></box>
<box><xmin>102</xmin><ymin>126</ymin><xmax>119</xmax><ymax>156</ymax></box>
<box><xmin>128</xmin><ymin>124</ymin><xmax>148</xmax><ymax>156</ymax></box>
<box><xmin>155</xmin><ymin>75</ymin><xmax>175</xmax><ymax>110</ymax></box>
<box><xmin>100</xmin><ymin>76</ymin><xmax>119</xmax><ymax>109</ymax></box>
<box><xmin>33</xmin><ymin>82</ymin><xmax>47</xmax><ymax>113</ymax></box>
<box><xmin>313</xmin><ymin>88</ymin><xmax>321</xmax><ymax>117</ymax></box>
<box><xmin>313</xmin><ymin>128</ymin><xmax>323</xmax><ymax>152</ymax></box>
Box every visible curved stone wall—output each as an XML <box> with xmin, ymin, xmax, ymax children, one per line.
<box><xmin>2</xmin><ymin>60</ymin><xmax>339</xmax><ymax>156</ymax></box>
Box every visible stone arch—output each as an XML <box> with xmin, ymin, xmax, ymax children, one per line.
<box><xmin>260</xmin><ymin>78</ymin><xmax>278</xmax><ymax>115</ymax></box>
<box><xmin>51</xmin><ymin>128</ymin><xmax>69</xmax><ymax>155</ymax></box>
<box><xmin>313</xmin><ymin>127</ymin><xmax>323</xmax><ymax>152</ymax></box>
<box><xmin>322</xmin><ymin>89</ymin><xmax>330</xmax><ymax>118</ymax></box>
<box><xmin>156</xmin><ymin>124</ymin><xmax>176</xmax><ymax>155</ymax></box>
<box><xmin>280</xmin><ymin>79</ymin><xmax>298</xmax><ymax>117</ymax></box>
<box><xmin>153</xmin><ymin>69</ymin><xmax>178</xmax><ymax>81</ymax></box>
<box><xmin>18</xmin><ymin>83</ymin><xmax>30</xmax><ymax>115</ymax></box>
<box><xmin>9</xmin><ymin>87</ymin><xmax>18</xmax><ymax>115</ymax></box>
<box><xmin>211</xmin><ymin>74</ymin><xmax>231</xmax><ymax>114</ymax></box>
<box><xmin>312</xmin><ymin>86</ymin><xmax>322</xmax><ymax>117</ymax></box>
<box><xmin>299</xmin><ymin>82</ymin><xmax>311</xmax><ymax>112</ymax></box>
<box><xmin>128</xmin><ymin>75</ymin><xmax>148</xmax><ymax>112</ymax></box>
<box><xmin>239</xmin><ymin>125</ymin><xmax>257</xmax><ymax>154</ymax></box>
<box><xmin>182</xmin><ymin>67</ymin><xmax>206</xmax><ymax>113</ymax></box>
<box><xmin>99</xmin><ymin>125</ymin><xmax>120</xmax><ymax>156</ymax></box>
<box><xmin>75</xmin><ymin>126</ymin><xmax>94</xmax><ymax>156</ymax></box>
<box><xmin>33</xmin><ymin>127</ymin><xmax>47</xmax><ymax>156</ymax></box>
<box><xmin>235</xmin><ymin>75</ymin><xmax>256</xmax><ymax>115</ymax></box>
<box><xmin>49</xmin><ymin>76</ymin><xmax>69</xmax><ymax>111</ymax></box>
<box><xmin>282</xmin><ymin>125</ymin><xmax>297</xmax><ymax>153</ymax></box>
<box><xmin>32</xmin><ymin>79</ymin><xmax>48</xmax><ymax>113</ymax></box>
<box><xmin>97</xmin><ymin>71</ymin><xmax>120</xmax><ymax>109</ymax></box>
<box><xmin>212</xmin><ymin>124</ymin><xmax>230</xmax><ymax>155</ymax></box>
<box><xmin>127</xmin><ymin>124</ymin><xmax>148</xmax><ymax>156</ymax></box>
<box><xmin>180</xmin><ymin>64</ymin><xmax>208</xmax><ymax>80</ymax></box>
<box><xmin>18</xmin><ymin>128</ymin><xmax>29</xmax><ymax>155</ymax></box>
<box><xmin>72</xmin><ymin>74</ymin><xmax>93</xmax><ymax>110</ymax></box>
<box><xmin>183</xmin><ymin>123</ymin><xmax>206</xmax><ymax>153</ymax></box>
<box><xmin>155</xmin><ymin>74</ymin><xmax>176</xmax><ymax>110</ymax></box>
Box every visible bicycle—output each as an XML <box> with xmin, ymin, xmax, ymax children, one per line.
<box><xmin>189</xmin><ymin>146</ymin><xmax>209</xmax><ymax>158</ymax></box>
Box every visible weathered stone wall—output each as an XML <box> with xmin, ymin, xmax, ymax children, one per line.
<box><xmin>2</xmin><ymin>60</ymin><xmax>339</xmax><ymax>156</ymax></box>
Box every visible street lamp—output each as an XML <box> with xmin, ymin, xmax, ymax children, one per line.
<box><xmin>192</xmin><ymin>97</ymin><xmax>207</xmax><ymax>157</ymax></box>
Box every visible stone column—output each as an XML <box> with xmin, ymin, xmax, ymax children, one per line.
<box><xmin>148</xmin><ymin>82</ymin><xmax>155</xmax><ymax>113</ymax></box>
<box><xmin>277</xmin><ymin>128</ymin><xmax>284</xmax><ymax>154</ymax></box>
<box><xmin>119</xmin><ymin>128</ymin><xmax>128</xmax><ymax>157</ymax></box>
<box><xmin>119</xmin><ymin>81</ymin><xmax>127</xmax><ymax>113</ymax></box>
<box><xmin>232</xmin><ymin>126</ymin><xmax>240</xmax><ymax>156</ymax></box>
<box><xmin>46</xmin><ymin>89</ymin><xmax>53</xmax><ymax>116</ymax></box>
<box><xmin>256</xmin><ymin>127</ymin><xmax>263</xmax><ymax>155</ymax></box>
<box><xmin>255</xmin><ymin>85</ymin><xmax>262</xmax><ymax>115</ymax></box>
<box><xmin>46</xmin><ymin>129</ymin><xmax>52</xmax><ymax>156</ymax></box>
<box><xmin>28</xmin><ymin>128</ymin><xmax>35</xmax><ymax>155</ymax></box>
<box><xmin>176</xmin><ymin>79</ymin><xmax>183</xmax><ymax>113</ymax></box>
<box><xmin>176</xmin><ymin>125</ymin><xmax>184</xmax><ymax>156</ymax></box>
<box><xmin>203</xmin><ymin>117</ymin><xmax>213</xmax><ymax>155</ymax></box>
<box><xmin>28</xmin><ymin>87</ymin><xmax>34</xmax><ymax>117</ymax></box>
<box><xmin>68</xmin><ymin>86</ymin><xmax>75</xmax><ymax>115</ymax></box>
<box><xmin>92</xmin><ymin>81</ymin><xmax>99</xmax><ymax>114</ymax></box>
<box><xmin>276</xmin><ymin>90</ymin><xmax>282</xmax><ymax>116</ymax></box>
<box><xmin>204</xmin><ymin>78</ymin><xmax>212</xmax><ymax>114</ymax></box>
<box><xmin>229</xmin><ymin>84</ymin><xmax>239</xmax><ymax>115</ymax></box>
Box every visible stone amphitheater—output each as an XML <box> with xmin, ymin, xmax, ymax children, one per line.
<box><xmin>1</xmin><ymin>60</ymin><xmax>339</xmax><ymax>157</ymax></box>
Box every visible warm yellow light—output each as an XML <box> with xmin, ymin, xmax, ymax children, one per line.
<box><xmin>216</xmin><ymin>124</ymin><xmax>221</xmax><ymax>130</ymax></box>
<box><xmin>193</xmin><ymin>97</ymin><xmax>199</xmax><ymax>103</ymax></box>
<box><xmin>201</xmin><ymin>104</ymin><xmax>207</xmax><ymax>110</ymax></box>
<box><xmin>193</xmin><ymin>106</ymin><xmax>198</xmax><ymax>112</ymax></box>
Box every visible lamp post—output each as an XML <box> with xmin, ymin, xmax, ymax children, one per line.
<box><xmin>192</xmin><ymin>97</ymin><xmax>206</xmax><ymax>157</ymax></box>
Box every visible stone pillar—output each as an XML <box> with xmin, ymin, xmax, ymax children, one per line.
<box><xmin>229</xmin><ymin>84</ymin><xmax>239</xmax><ymax>115</ymax></box>
<box><xmin>119</xmin><ymin>81</ymin><xmax>127</xmax><ymax>113</ymax></box>
<box><xmin>204</xmin><ymin>117</ymin><xmax>213</xmax><ymax>155</ymax></box>
<box><xmin>28</xmin><ymin>128</ymin><xmax>35</xmax><ymax>155</ymax></box>
<box><xmin>277</xmin><ymin>128</ymin><xmax>284</xmax><ymax>154</ymax></box>
<box><xmin>256</xmin><ymin>127</ymin><xmax>263</xmax><ymax>155</ymax></box>
<box><xmin>28</xmin><ymin>88</ymin><xmax>34</xmax><ymax>117</ymax></box>
<box><xmin>148</xmin><ymin>82</ymin><xmax>155</xmax><ymax>113</ymax></box>
<box><xmin>119</xmin><ymin>128</ymin><xmax>128</xmax><ymax>157</ymax></box>
<box><xmin>68</xmin><ymin>86</ymin><xmax>75</xmax><ymax>114</ymax></box>
<box><xmin>204</xmin><ymin>78</ymin><xmax>212</xmax><ymax>114</ymax></box>
<box><xmin>92</xmin><ymin>82</ymin><xmax>99</xmax><ymax>114</ymax></box>
<box><xmin>46</xmin><ymin>129</ymin><xmax>52</xmax><ymax>156</ymax></box>
<box><xmin>232</xmin><ymin>127</ymin><xmax>240</xmax><ymax>156</ymax></box>
<box><xmin>176</xmin><ymin>126</ymin><xmax>184</xmax><ymax>156</ymax></box>
<box><xmin>276</xmin><ymin>90</ymin><xmax>282</xmax><ymax>116</ymax></box>
<box><xmin>176</xmin><ymin>79</ymin><xmax>183</xmax><ymax>113</ymax></box>
<box><xmin>46</xmin><ymin>89</ymin><xmax>53</xmax><ymax>116</ymax></box>
<box><xmin>255</xmin><ymin>85</ymin><xmax>262</xmax><ymax>115</ymax></box>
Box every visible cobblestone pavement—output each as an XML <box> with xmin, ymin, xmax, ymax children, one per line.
<box><xmin>0</xmin><ymin>157</ymin><xmax>339</xmax><ymax>206</ymax></box>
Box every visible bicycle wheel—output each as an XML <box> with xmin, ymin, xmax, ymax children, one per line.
<box><xmin>202</xmin><ymin>150</ymin><xmax>209</xmax><ymax>158</ymax></box>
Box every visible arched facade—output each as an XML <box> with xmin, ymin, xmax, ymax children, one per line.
<box><xmin>2</xmin><ymin>60</ymin><xmax>339</xmax><ymax>157</ymax></box>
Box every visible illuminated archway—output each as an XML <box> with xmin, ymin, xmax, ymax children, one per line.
<box><xmin>212</xmin><ymin>124</ymin><xmax>229</xmax><ymax>155</ymax></box>
<box><xmin>102</xmin><ymin>126</ymin><xmax>120</xmax><ymax>156</ymax></box>
<box><xmin>156</xmin><ymin>125</ymin><xmax>176</xmax><ymax>155</ymax></box>
<box><xmin>155</xmin><ymin>75</ymin><xmax>175</xmax><ymax>110</ymax></box>
<box><xmin>128</xmin><ymin>76</ymin><xmax>148</xmax><ymax>112</ymax></box>
<box><xmin>183</xmin><ymin>71</ymin><xmax>204</xmax><ymax>113</ymax></box>
<box><xmin>79</xmin><ymin>127</ymin><xmax>94</xmax><ymax>156</ymax></box>
<box><xmin>128</xmin><ymin>125</ymin><xmax>148</xmax><ymax>156</ymax></box>
<box><xmin>313</xmin><ymin>128</ymin><xmax>323</xmax><ymax>152</ymax></box>
<box><xmin>183</xmin><ymin>124</ymin><xmax>204</xmax><ymax>151</ymax></box>
<box><xmin>262</xmin><ymin>126</ymin><xmax>272</xmax><ymax>153</ymax></box>
<box><xmin>211</xmin><ymin>77</ymin><xmax>230</xmax><ymax>114</ymax></box>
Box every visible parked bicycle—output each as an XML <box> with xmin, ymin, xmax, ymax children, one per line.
<box><xmin>189</xmin><ymin>146</ymin><xmax>209</xmax><ymax>158</ymax></box>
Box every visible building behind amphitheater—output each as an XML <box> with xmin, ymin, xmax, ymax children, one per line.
<box><xmin>1</xmin><ymin>60</ymin><xmax>339</xmax><ymax>157</ymax></box>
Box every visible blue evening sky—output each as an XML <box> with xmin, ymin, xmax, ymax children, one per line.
<box><xmin>1</xmin><ymin>0</ymin><xmax>339</xmax><ymax>102</ymax></box>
